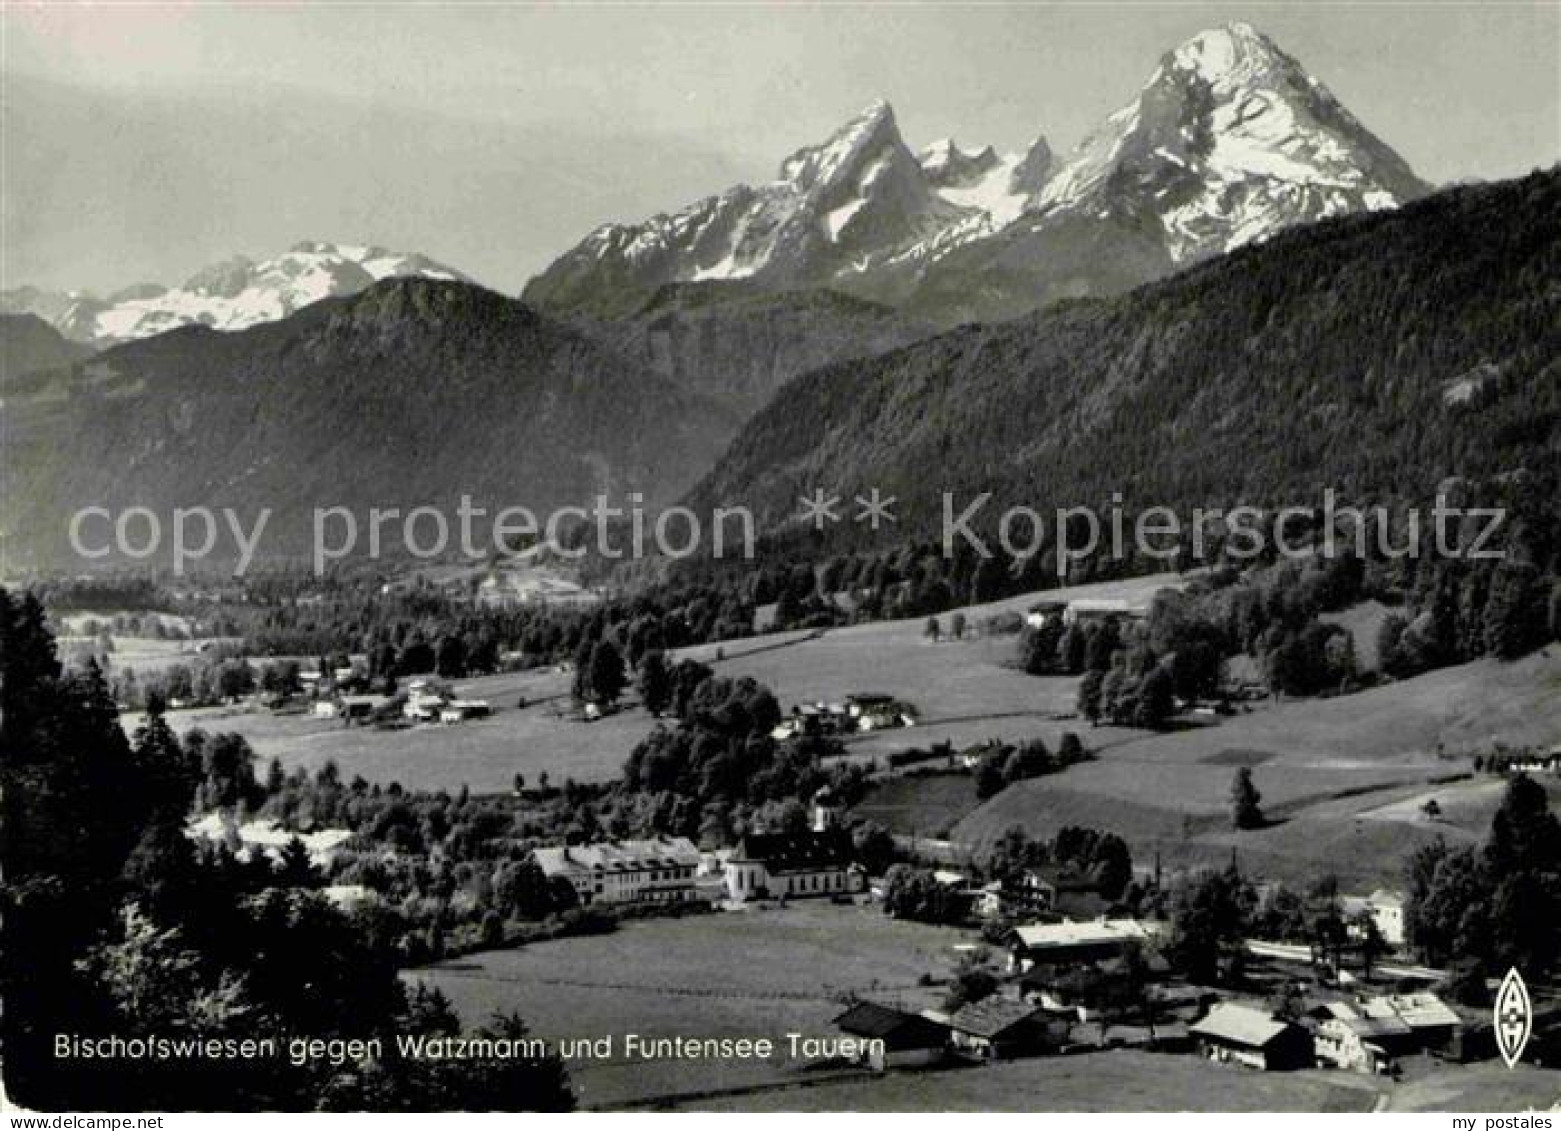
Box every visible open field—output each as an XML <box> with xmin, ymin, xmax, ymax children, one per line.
<box><xmin>720</xmin><ymin>573</ymin><xmax>1178</xmax><ymax>723</ymax></box>
<box><xmin>407</xmin><ymin>901</ymin><xmax>976</xmax><ymax>1108</ymax></box>
<box><xmin>853</xmin><ymin>774</ymin><xmax>978</xmax><ymax>839</ymax></box>
<box><xmin>1383</xmin><ymin>1060</ymin><xmax>1561</xmax><ymax>1112</ymax></box>
<box><xmin>147</xmin><ymin>573</ymin><xmax>1183</xmax><ymax>794</ymax></box>
<box><xmin>59</xmin><ymin>633</ymin><xmax>216</xmax><ymax>677</ymax></box>
<box><xmin>154</xmin><ymin>662</ymin><xmax>640</xmax><ymax>792</ymax></box>
<box><xmin>677</xmin><ymin>1048</ymin><xmax>1381</xmax><ymax>1112</ymax></box>
<box><xmin>951</xmin><ymin>648</ymin><xmax>1561</xmax><ymax>887</ymax></box>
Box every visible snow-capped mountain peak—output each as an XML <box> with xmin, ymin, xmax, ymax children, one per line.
<box><xmin>917</xmin><ymin>138</ymin><xmax>1002</xmax><ymax>187</ymax></box>
<box><xmin>779</xmin><ymin>99</ymin><xmax>901</xmax><ymax>193</ymax></box>
<box><xmin>1035</xmin><ymin>21</ymin><xmax>1429</xmax><ymax>261</ymax></box>
<box><xmin>1168</xmin><ymin>20</ymin><xmax>1287</xmax><ymax>88</ymax></box>
<box><xmin>524</xmin><ymin>23</ymin><xmax>1429</xmax><ymax>324</ymax></box>
<box><xmin>527</xmin><ymin>99</ymin><xmax>965</xmax><ymax>305</ymax></box>
<box><xmin>2</xmin><ymin>242</ymin><xmax>468</xmax><ymax>347</ymax></box>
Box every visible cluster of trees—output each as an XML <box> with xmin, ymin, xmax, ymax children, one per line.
<box><xmin>761</xmin><ymin>540</ymin><xmax>1143</xmax><ymax>634</ymax></box>
<box><xmin>569</xmin><ymin>638</ymin><xmax>624</xmax><ymax>707</ymax></box>
<box><xmin>982</xmin><ymin>825</ymin><xmax>1135</xmax><ymax>902</ymax></box>
<box><xmin>1404</xmin><ymin>774</ymin><xmax>1560</xmax><ymax>990</ymax></box>
<box><xmin>1164</xmin><ymin>865</ymin><xmax>1256</xmax><ymax>986</ymax></box>
<box><xmin>1067</xmin><ymin>560</ymin><xmax>1371</xmax><ymax>730</ymax></box>
<box><xmin>880</xmin><ymin>866</ymin><xmax>970</xmax><ymax>925</ymax></box>
<box><xmin>0</xmin><ymin>588</ymin><xmax>575</xmax><ymax>1110</ymax></box>
<box><xmin>109</xmin><ymin>655</ymin><xmax>269</xmax><ymax>711</ymax></box>
<box><xmin>972</xmin><ymin>733</ymin><xmax>1091</xmax><ymax>800</ymax></box>
<box><xmin>618</xmin><ymin>665</ymin><xmax>868</xmax><ymax>844</ymax></box>
<box><xmin>26</xmin><ymin>577</ymin><xmax>168</xmax><ymax>613</ymax></box>
<box><xmin>240</xmin><ymin>760</ymin><xmax>614</xmax><ymax>960</ymax></box>
<box><xmin>1379</xmin><ymin>558</ymin><xmax>1560</xmax><ymax>677</ymax></box>
<box><xmin>881</xmin><ymin>824</ymin><xmax>1136</xmax><ymax>927</ymax></box>
<box><xmin>222</xmin><ymin>574</ymin><xmax>757</xmax><ymax>669</ymax></box>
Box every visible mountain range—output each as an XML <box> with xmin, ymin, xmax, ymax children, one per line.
<box><xmin>2</xmin><ymin>280</ymin><xmax>729</xmax><ymax>567</ymax></box>
<box><xmin>6</xmin><ymin>24</ymin><xmax>1431</xmax><ymax>349</ymax></box>
<box><xmin>526</xmin><ymin>23</ymin><xmax>1430</xmax><ymax>325</ymax></box>
<box><xmin>684</xmin><ymin>170</ymin><xmax>1560</xmax><ymax>545</ymax></box>
<box><xmin>0</xmin><ymin>275</ymin><xmax>941</xmax><ymax>569</ymax></box>
<box><xmin>1</xmin><ymin>242</ymin><xmax>467</xmax><ymax>349</ymax></box>
<box><xmin>4</xmin><ymin>22</ymin><xmax>1552</xmax><ymax>575</ymax></box>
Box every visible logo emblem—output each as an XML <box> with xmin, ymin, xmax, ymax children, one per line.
<box><xmin>1495</xmin><ymin>967</ymin><xmax>1533</xmax><ymax>1069</ymax></box>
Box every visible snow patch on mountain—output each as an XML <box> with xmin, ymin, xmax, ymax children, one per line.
<box><xmin>5</xmin><ymin>242</ymin><xmax>467</xmax><ymax>346</ymax></box>
<box><xmin>935</xmin><ymin>152</ymin><xmax>1030</xmax><ymax>227</ymax></box>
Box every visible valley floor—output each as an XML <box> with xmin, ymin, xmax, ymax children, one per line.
<box><xmin>140</xmin><ymin>571</ymin><xmax>1561</xmax><ymax>888</ymax></box>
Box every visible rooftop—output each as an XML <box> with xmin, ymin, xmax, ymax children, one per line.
<box><xmin>833</xmin><ymin>1001</ymin><xmax>948</xmax><ymax>1047</ymax></box>
<box><xmin>730</xmin><ymin>828</ymin><xmax>854</xmax><ymax>872</ymax></box>
<box><xmin>1190</xmin><ymin>1002</ymin><xmax>1295</xmax><ymax>1049</ymax></box>
<box><xmin>534</xmin><ymin>836</ymin><xmax>699</xmax><ymax>876</ymax></box>
<box><xmin>1321</xmin><ymin>1001</ymin><xmax>1413</xmax><ymax>1039</ymax></box>
<box><xmin>948</xmin><ymin>996</ymin><xmax>1040</xmax><ymax>1039</ymax></box>
<box><xmin>1012</xmin><ymin>919</ymin><xmax>1156</xmax><ymax>952</ymax></box>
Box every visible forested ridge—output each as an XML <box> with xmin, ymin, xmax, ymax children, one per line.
<box><xmin>687</xmin><ymin>171</ymin><xmax>1561</xmax><ymax>545</ymax></box>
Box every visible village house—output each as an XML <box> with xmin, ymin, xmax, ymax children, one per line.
<box><xmin>1509</xmin><ymin>746</ymin><xmax>1561</xmax><ymax>774</ymax></box>
<box><xmin>187</xmin><ymin>813</ymin><xmax>353</xmax><ymax>868</ymax></box>
<box><xmin>533</xmin><ymin>836</ymin><xmax>700</xmax><ymax>906</ymax></box>
<box><xmin>1311</xmin><ymin>993</ymin><xmax>1462</xmax><ymax>1072</ymax></box>
<box><xmin>771</xmin><ymin>702</ymin><xmax>850</xmax><ymax>741</ymax></box>
<box><xmin>844</xmin><ymin>693</ymin><xmax>916</xmax><ymax>731</ymax></box>
<box><xmin>811</xmin><ymin>786</ymin><xmax>847</xmax><ymax>831</ymax></box>
<box><xmin>313</xmin><ymin>694</ymin><xmax>391</xmax><ymax>721</ymax></box>
<box><xmin>1025</xmin><ymin>600</ymin><xmax>1069</xmax><ymax>629</ymax></box>
<box><xmin>1011</xmin><ymin>867</ymin><xmax>1060</xmax><ymax>911</ymax></box>
<box><xmin>983</xmin><ymin>862</ymin><xmax>1117</xmax><ymax>920</ymax></box>
<box><xmin>1311</xmin><ymin>1001</ymin><xmax>1413</xmax><ymax>1074</ymax></box>
<box><xmin>975</xmin><ymin>881</ymin><xmax>1009</xmax><ymax>919</ymax></box>
<box><xmin>845</xmin><ymin>692</ymin><xmax>896</xmax><ymax>718</ymax></box>
<box><xmin>1063</xmin><ymin>598</ymin><xmax>1147</xmax><ymax>627</ymax></box>
<box><xmin>944</xmin><ymin>997</ymin><xmax>1047</xmax><ymax>1060</ymax></box>
<box><xmin>1020</xmin><ymin>951</ymin><xmax>1173</xmax><ymax>1021</ymax></box>
<box><xmin>403</xmin><ymin>686</ymin><xmax>448</xmax><ymax>722</ymax></box>
<box><xmin>1190</xmin><ymin>1003</ymin><xmax>1312</xmax><ymax>1070</ymax></box>
<box><xmin>1386</xmin><ymin>992</ymin><xmax>1462</xmax><ymax>1053</ymax></box>
<box><xmin>832</xmin><ymin>1002</ymin><xmax>948</xmax><ymax>1071</ymax></box>
<box><xmin>1007</xmin><ymin>919</ymin><xmax>1159</xmax><ymax>973</ymax></box>
<box><xmin>1340</xmin><ymin>889</ymin><xmax>1407</xmax><ymax>946</ymax></box>
<box><xmin>439</xmin><ymin>698</ymin><xmax>492</xmax><ymax>724</ymax></box>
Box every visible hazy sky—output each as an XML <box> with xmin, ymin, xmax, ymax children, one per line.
<box><xmin>4</xmin><ymin>2</ymin><xmax>1557</xmax><ymax>294</ymax></box>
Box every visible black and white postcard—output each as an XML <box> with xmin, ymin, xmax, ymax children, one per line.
<box><xmin>2</xmin><ymin>0</ymin><xmax>1558</xmax><ymax>1116</ymax></box>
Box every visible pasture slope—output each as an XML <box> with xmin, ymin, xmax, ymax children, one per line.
<box><xmin>953</xmin><ymin>648</ymin><xmax>1561</xmax><ymax>888</ymax></box>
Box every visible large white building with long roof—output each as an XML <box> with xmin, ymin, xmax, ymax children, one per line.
<box><xmin>534</xmin><ymin>836</ymin><xmax>700</xmax><ymax>906</ymax></box>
